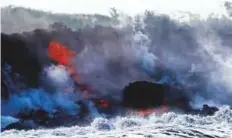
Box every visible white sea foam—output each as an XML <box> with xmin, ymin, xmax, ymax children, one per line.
<box><xmin>2</xmin><ymin>106</ymin><xmax>232</xmax><ymax>138</ymax></box>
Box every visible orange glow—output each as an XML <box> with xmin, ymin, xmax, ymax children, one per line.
<box><xmin>48</xmin><ymin>41</ymin><xmax>75</xmax><ymax>66</ymax></box>
<box><xmin>161</xmin><ymin>105</ymin><xmax>168</xmax><ymax>112</ymax></box>
<box><xmin>48</xmin><ymin>41</ymin><xmax>93</xmax><ymax>95</ymax></box>
<box><xmin>138</xmin><ymin>105</ymin><xmax>169</xmax><ymax>116</ymax></box>
<box><xmin>99</xmin><ymin>100</ymin><xmax>109</xmax><ymax>108</ymax></box>
<box><xmin>139</xmin><ymin>108</ymin><xmax>155</xmax><ymax>116</ymax></box>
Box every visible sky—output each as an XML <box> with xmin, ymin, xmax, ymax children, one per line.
<box><xmin>0</xmin><ymin>0</ymin><xmax>230</xmax><ymax>16</ymax></box>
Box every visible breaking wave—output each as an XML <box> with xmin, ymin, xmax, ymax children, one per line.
<box><xmin>2</xmin><ymin>106</ymin><xmax>232</xmax><ymax>138</ymax></box>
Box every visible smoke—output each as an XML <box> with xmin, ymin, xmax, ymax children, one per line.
<box><xmin>225</xmin><ymin>1</ymin><xmax>232</xmax><ymax>16</ymax></box>
<box><xmin>1</xmin><ymin>89</ymin><xmax>79</xmax><ymax>116</ymax></box>
<box><xmin>45</xmin><ymin>65</ymin><xmax>70</xmax><ymax>83</ymax></box>
<box><xmin>191</xmin><ymin>19</ymin><xmax>232</xmax><ymax>106</ymax></box>
<box><xmin>1</xmin><ymin>65</ymin><xmax>79</xmax><ymax>116</ymax></box>
<box><xmin>134</xmin><ymin>12</ymin><xmax>232</xmax><ymax>108</ymax></box>
<box><xmin>1</xmin><ymin>6</ymin><xmax>232</xmax><ymax>118</ymax></box>
<box><xmin>43</xmin><ymin>65</ymin><xmax>75</xmax><ymax>92</ymax></box>
<box><xmin>74</xmin><ymin>29</ymin><xmax>154</xmax><ymax>100</ymax></box>
<box><xmin>190</xmin><ymin>95</ymin><xmax>221</xmax><ymax>109</ymax></box>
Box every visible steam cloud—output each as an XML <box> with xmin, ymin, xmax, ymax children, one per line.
<box><xmin>1</xmin><ymin>5</ymin><xmax>232</xmax><ymax>118</ymax></box>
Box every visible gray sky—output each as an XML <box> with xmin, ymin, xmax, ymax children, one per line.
<box><xmin>0</xmin><ymin>0</ymin><xmax>229</xmax><ymax>16</ymax></box>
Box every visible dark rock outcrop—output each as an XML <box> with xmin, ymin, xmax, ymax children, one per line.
<box><xmin>200</xmin><ymin>104</ymin><xmax>219</xmax><ymax>116</ymax></box>
<box><xmin>122</xmin><ymin>81</ymin><xmax>191</xmax><ymax>111</ymax></box>
<box><xmin>1</xmin><ymin>33</ymin><xmax>42</xmax><ymax>100</ymax></box>
<box><xmin>122</xmin><ymin>81</ymin><xmax>165</xmax><ymax>109</ymax></box>
<box><xmin>3</xmin><ymin>120</ymin><xmax>37</xmax><ymax>131</ymax></box>
<box><xmin>1</xmin><ymin>33</ymin><xmax>42</xmax><ymax>88</ymax></box>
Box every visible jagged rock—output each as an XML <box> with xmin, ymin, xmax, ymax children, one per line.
<box><xmin>3</xmin><ymin>120</ymin><xmax>36</xmax><ymax>131</ymax></box>
<box><xmin>12</xmin><ymin>108</ymin><xmax>85</xmax><ymax>129</ymax></box>
<box><xmin>16</xmin><ymin>109</ymin><xmax>53</xmax><ymax>126</ymax></box>
<box><xmin>200</xmin><ymin>104</ymin><xmax>219</xmax><ymax>116</ymax></box>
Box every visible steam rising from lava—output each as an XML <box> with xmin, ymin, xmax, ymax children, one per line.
<box><xmin>1</xmin><ymin>7</ymin><xmax>232</xmax><ymax>118</ymax></box>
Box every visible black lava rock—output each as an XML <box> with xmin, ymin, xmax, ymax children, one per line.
<box><xmin>200</xmin><ymin>104</ymin><xmax>219</xmax><ymax>116</ymax></box>
<box><xmin>122</xmin><ymin>81</ymin><xmax>165</xmax><ymax>109</ymax></box>
<box><xmin>122</xmin><ymin>81</ymin><xmax>191</xmax><ymax>111</ymax></box>
<box><xmin>3</xmin><ymin>120</ymin><xmax>36</xmax><ymax>131</ymax></box>
<box><xmin>1</xmin><ymin>33</ymin><xmax>42</xmax><ymax>88</ymax></box>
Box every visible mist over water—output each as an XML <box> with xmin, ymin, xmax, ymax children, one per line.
<box><xmin>1</xmin><ymin>5</ymin><xmax>232</xmax><ymax>137</ymax></box>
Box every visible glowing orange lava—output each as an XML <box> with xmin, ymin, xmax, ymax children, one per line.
<box><xmin>48</xmin><ymin>41</ymin><xmax>75</xmax><ymax>66</ymax></box>
<box><xmin>48</xmin><ymin>41</ymin><xmax>92</xmax><ymax>95</ymax></box>
<box><xmin>138</xmin><ymin>105</ymin><xmax>169</xmax><ymax>116</ymax></box>
<box><xmin>98</xmin><ymin>100</ymin><xmax>109</xmax><ymax>108</ymax></box>
<box><xmin>139</xmin><ymin>108</ymin><xmax>155</xmax><ymax>116</ymax></box>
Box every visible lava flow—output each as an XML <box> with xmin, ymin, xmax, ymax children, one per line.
<box><xmin>48</xmin><ymin>41</ymin><xmax>91</xmax><ymax>93</ymax></box>
<box><xmin>138</xmin><ymin>105</ymin><xmax>169</xmax><ymax>116</ymax></box>
<box><xmin>48</xmin><ymin>41</ymin><xmax>112</xmax><ymax>110</ymax></box>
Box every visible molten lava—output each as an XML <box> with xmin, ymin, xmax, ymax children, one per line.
<box><xmin>138</xmin><ymin>105</ymin><xmax>169</xmax><ymax>116</ymax></box>
<box><xmin>48</xmin><ymin>41</ymin><xmax>75</xmax><ymax>66</ymax></box>
<box><xmin>48</xmin><ymin>41</ymin><xmax>92</xmax><ymax>95</ymax></box>
<box><xmin>98</xmin><ymin>100</ymin><xmax>109</xmax><ymax>108</ymax></box>
<box><xmin>139</xmin><ymin>108</ymin><xmax>155</xmax><ymax>116</ymax></box>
